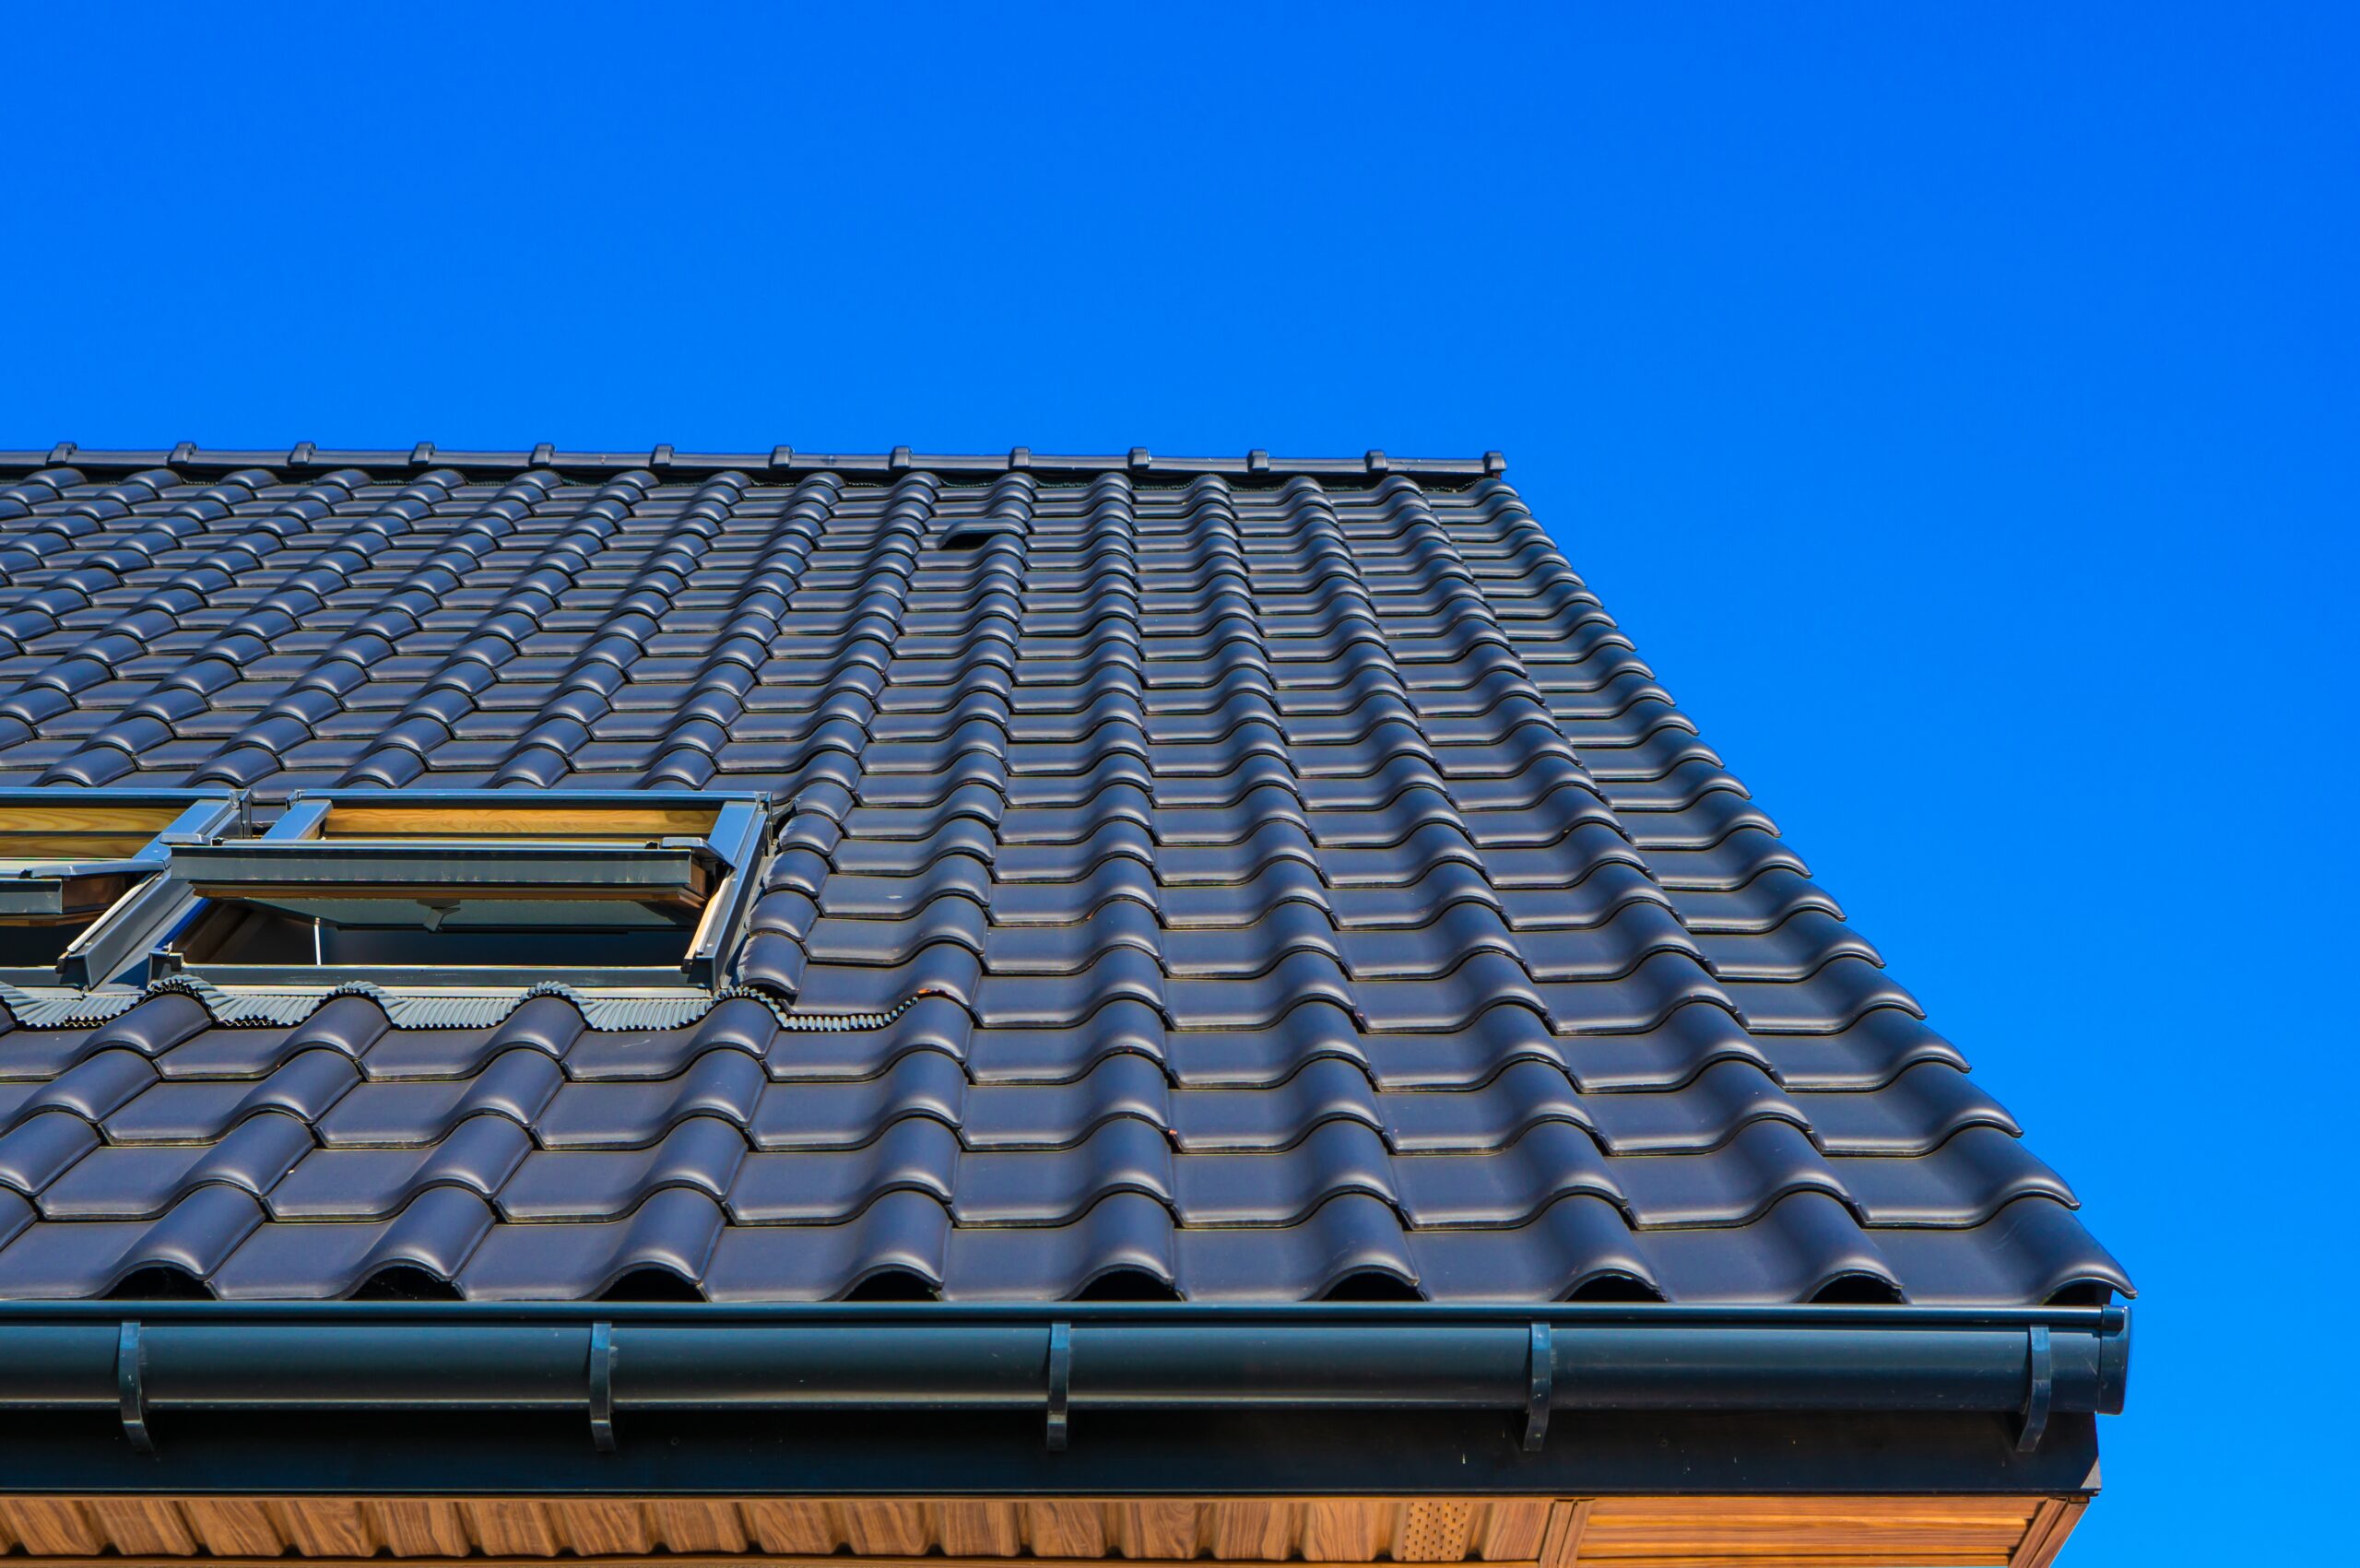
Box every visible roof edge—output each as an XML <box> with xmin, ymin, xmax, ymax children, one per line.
<box><xmin>0</xmin><ymin>444</ymin><xmax>1509</xmax><ymax>484</ymax></box>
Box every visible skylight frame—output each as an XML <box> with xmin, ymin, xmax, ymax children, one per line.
<box><xmin>141</xmin><ymin>788</ymin><xmax>770</xmax><ymax>992</ymax></box>
<box><xmin>0</xmin><ymin>788</ymin><xmax>243</xmax><ymax>988</ymax></box>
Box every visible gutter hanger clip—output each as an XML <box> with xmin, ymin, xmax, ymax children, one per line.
<box><xmin>1045</xmin><ymin>1321</ymin><xmax>1071</xmax><ymax>1452</ymax></box>
<box><xmin>118</xmin><ymin>1320</ymin><xmax>154</xmax><ymax>1456</ymax></box>
<box><xmin>2016</xmin><ymin>1324</ymin><xmax>2053</xmax><ymax>1453</ymax></box>
<box><xmin>1523</xmin><ymin>1321</ymin><xmax>1553</xmax><ymax>1452</ymax></box>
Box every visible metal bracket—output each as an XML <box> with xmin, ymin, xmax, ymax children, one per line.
<box><xmin>1045</xmin><ymin>1321</ymin><xmax>1071</xmax><ymax>1452</ymax></box>
<box><xmin>2016</xmin><ymin>1324</ymin><xmax>2053</xmax><ymax>1452</ymax></box>
<box><xmin>1523</xmin><ymin>1321</ymin><xmax>1553</xmax><ymax>1452</ymax></box>
<box><xmin>588</xmin><ymin>1321</ymin><xmax>616</xmax><ymax>1453</ymax></box>
<box><xmin>118</xmin><ymin>1321</ymin><xmax>153</xmax><ymax>1455</ymax></box>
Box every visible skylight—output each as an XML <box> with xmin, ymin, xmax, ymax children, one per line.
<box><xmin>143</xmin><ymin>790</ymin><xmax>768</xmax><ymax>989</ymax></box>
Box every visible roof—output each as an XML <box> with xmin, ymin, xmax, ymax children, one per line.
<box><xmin>0</xmin><ymin>448</ymin><xmax>2130</xmax><ymax>1307</ymax></box>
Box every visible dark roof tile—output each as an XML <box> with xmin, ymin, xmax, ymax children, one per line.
<box><xmin>0</xmin><ymin>457</ymin><xmax>2123</xmax><ymax>1305</ymax></box>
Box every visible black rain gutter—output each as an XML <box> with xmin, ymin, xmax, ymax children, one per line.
<box><xmin>0</xmin><ymin>1301</ymin><xmax>2127</xmax><ymax>1460</ymax></box>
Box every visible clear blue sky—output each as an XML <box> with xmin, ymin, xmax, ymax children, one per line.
<box><xmin>6</xmin><ymin>4</ymin><xmax>2353</xmax><ymax>1559</ymax></box>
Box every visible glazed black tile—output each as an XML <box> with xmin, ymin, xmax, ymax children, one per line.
<box><xmin>458</xmin><ymin>1186</ymin><xmax>727</xmax><ymax>1301</ymax></box>
<box><xmin>1793</xmin><ymin>1062</ymin><xmax>2019</xmax><ymax>1153</ymax></box>
<box><xmin>963</xmin><ymin>999</ymin><xmax>1167</xmax><ymax>1085</ymax></box>
<box><xmin>499</xmin><ymin>1114</ymin><xmax>749</xmax><ymax>1219</ymax></box>
<box><xmin>1831</xmin><ymin>1126</ymin><xmax>2077</xmax><ymax>1225</ymax></box>
<box><xmin>1721</xmin><ymin>957</ymin><xmax>1923</xmax><ymax>1033</ymax></box>
<box><xmin>1635</xmin><ymin>1192</ymin><xmax>1905</xmax><ymax>1303</ymax></box>
<box><xmin>1406</xmin><ymin>1194</ymin><xmax>1662</xmax><ymax>1302</ymax></box>
<box><xmin>39</xmin><ymin>1110</ymin><xmax>313</xmax><ymax>1219</ymax></box>
<box><xmin>0</xmin><ymin>1110</ymin><xmax>100</xmax><ymax>1197</ymax></box>
<box><xmin>103</xmin><ymin>1050</ymin><xmax>358</xmax><ymax>1142</ymax></box>
<box><xmin>1606</xmin><ymin>1121</ymin><xmax>1853</xmax><ymax>1229</ymax></box>
<box><xmin>267</xmin><ymin>1113</ymin><xmax>534</xmax><ymax>1219</ymax></box>
<box><xmin>0</xmin><ymin>1050</ymin><xmax>156</xmax><ymax>1131</ymax></box>
<box><xmin>1172</xmin><ymin>1192</ymin><xmax>1420</xmax><ymax>1302</ymax></box>
<box><xmin>0</xmin><ymin>1185</ymin><xmax>263</xmax><ymax>1298</ymax></box>
<box><xmin>702</xmin><ymin>1188</ymin><xmax>952</xmax><ymax>1302</ymax></box>
<box><xmin>1169</xmin><ymin>1056</ymin><xmax>1381</xmax><ymax>1149</ymax></box>
<box><xmin>959</xmin><ymin>1054</ymin><xmax>1173</xmax><ymax>1148</ymax></box>
<box><xmin>213</xmin><ymin>1185</ymin><xmax>497</xmax><ymax>1299</ymax></box>
<box><xmin>1664</xmin><ymin>868</ymin><xmax>1845</xmax><ymax>934</ymax></box>
<box><xmin>728</xmin><ymin>1116</ymin><xmax>960</xmax><ymax>1222</ymax></box>
<box><xmin>942</xmin><ymin>1191</ymin><xmax>1182</xmax><ymax>1300</ymax></box>
<box><xmin>951</xmin><ymin>1119</ymin><xmax>1176</xmax><ymax>1224</ymax></box>
<box><xmin>316</xmin><ymin>1049</ymin><xmax>563</xmax><ymax>1147</ymax></box>
<box><xmin>1870</xmin><ymin>1197</ymin><xmax>2131</xmax><ymax>1303</ymax></box>
<box><xmin>747</xmin><ymin>1048</ymin><xmax>965</xmax><ymax>1150</ymax></box>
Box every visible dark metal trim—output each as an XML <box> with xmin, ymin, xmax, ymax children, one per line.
<box><xmin>0</xmin><ymin>1407</ymin><xmax>2106</xmax><ymax>1498</ymax></box>
<box><xmin>0</xmin><ymin>1278</ymin><xmax>2123</xmax><ymax>1498</ymax></box>
<box><xmin>0</xmin><ymin>1303</ymin><xmax>2130</xmax><ymax>1436</ymax></box>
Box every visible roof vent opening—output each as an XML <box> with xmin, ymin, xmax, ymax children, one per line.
<box><xmin>349</xmin><ymin>1265</ymin><xmax>465</xmax><ymax>1302</ymax></box>
<box><xmin>1073</xmin><ymin>1267</ymin><xmax>1182</xmax><ymax>1303</ymax></box>
<box><xmin>1563</xmin><ymin>1271</ymin><xmax>1667</xmax><ymax>1303</ymax></box>
<box><xmin>108</xmin><ymin>1265</ymin><xmax>215</xmax><ymax>1302</ymax></box>
<box><xmin>1807</xmin><ymin>1272</ymin><xmax>1906</xmax><ymax>1305</ymax></box>
<box><xmin>841</xmin><ymin>1267</ymin><xmax>939</xmax><ymax>1303</ymax></box>
<box><xmin>599</xmin><ymin>1267</ymin><xmax>707</xmax><ymax>1303</ymax></box>
<box><xmin>2046</xmin><ymin>1280</ymin><xmax>2115</xmax><ymax>1307</ymax></box>
<box><xmin>1318</xmin><ymin>1269</ymin><xmax>1425</xmax><ymax>1303</ymax></box>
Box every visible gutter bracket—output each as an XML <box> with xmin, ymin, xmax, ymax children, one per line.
<box><xmin>1523</xmin><ymin>1321</ymin><xmax>1552</xmax><ymax>1452</ymax></box>
<box><xmin>117</xmin><ymin>1320</ymin><xmax>154</xmax><ymax>1455</ymax></box>
<box><xmin>2015</xmin><ymin>1324</ymin><xmax>2052</xmax><ymax>1452</ymax></box>
<box><xmin>588</xmin><ymin>1321</ymin><xmax>616</xmax><ymax>1453</ymax></box>
<box><xmin>1044</xmin><ymin>1321</ymin><xmax>1071</xmax><ymax>1452</ymax></box>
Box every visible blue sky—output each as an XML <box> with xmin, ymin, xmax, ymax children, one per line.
<box><xmin>5</xmin><ymin>4</ymin><xmax>2354</xmax><ymax>1558</ymax></box>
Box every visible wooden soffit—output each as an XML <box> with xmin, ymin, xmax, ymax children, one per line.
<box><xmin>0</xmin><ymin>1494</ymin><xmax>2088</xmax><ymax>1568</ymax></box>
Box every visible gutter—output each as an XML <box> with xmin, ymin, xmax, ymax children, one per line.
<box><xmin>0</xmin><ymin>1301</ymin><xmax>2127</xmax><ymax>1458</ymax></box>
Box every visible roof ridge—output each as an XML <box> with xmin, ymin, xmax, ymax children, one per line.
<box><xmin>2</xmin><ymin>445</ymin><xmax>1509</xmax><ymax>483</ymax></box>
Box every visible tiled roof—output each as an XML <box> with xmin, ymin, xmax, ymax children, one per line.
<box><xmin>0</xmin><ymin>451</ymin><xmax>2130</xmax><ymax>1304</ymax></box>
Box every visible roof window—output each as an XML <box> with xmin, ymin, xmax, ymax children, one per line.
<box><xmin>146</xmin><ymin>790</ymin><xmax>767</xmax><ymax>990</ymax></box>
<box><xmin>0</xmin><ymin>790</ymin><xmax>242</xmax><ymax>986</ymax></box>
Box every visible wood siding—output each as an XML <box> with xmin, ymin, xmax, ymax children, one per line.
<box><xmin>0</xmin><ymin>1496</ymin><xmax>2083</xmax><ymax>1568</ymax></box>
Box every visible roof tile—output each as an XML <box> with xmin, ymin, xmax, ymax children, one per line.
<box><xmin>0</xmin><ymin>456</ymin><xmax>2126</xmax><ymax>1304</ymax></box>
